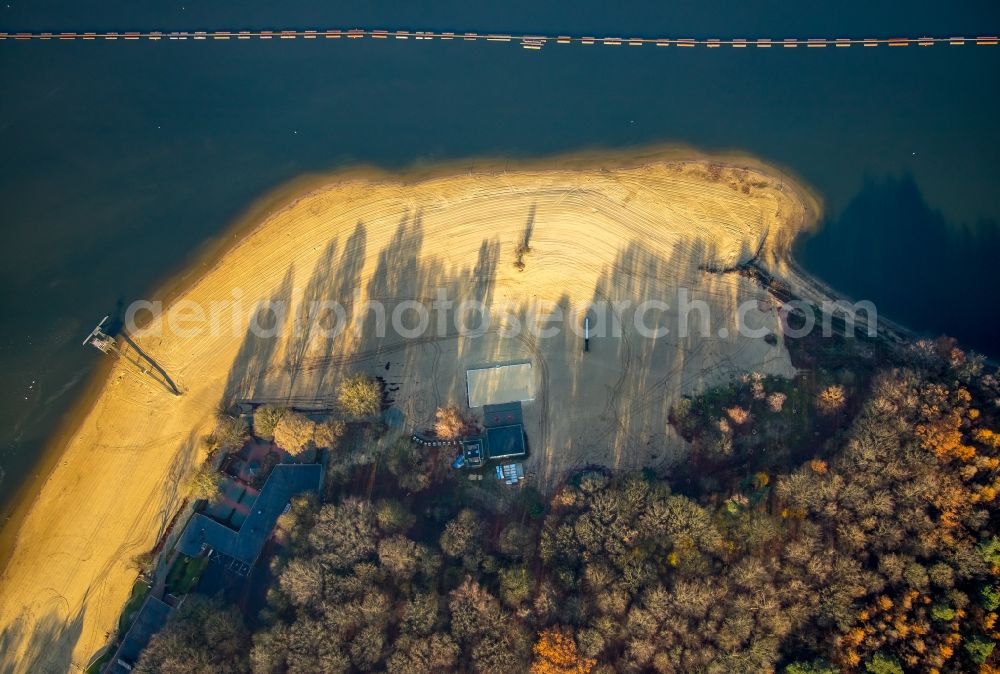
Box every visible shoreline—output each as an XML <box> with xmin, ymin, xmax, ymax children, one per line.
<box><xmin>0</xmin><ymin>144</ymin><xmax>825</xmax><ymax>578</ymax></box>
<box><xmin>0</xmin><ymin>145</ymin><xmax>825</xmax><ymax>671</ymax></box>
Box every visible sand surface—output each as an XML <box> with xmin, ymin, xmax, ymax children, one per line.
<box><xmin>0</xmin><ymin>151</ymin><xmax>818</xmax><ymax>672</ymax></box>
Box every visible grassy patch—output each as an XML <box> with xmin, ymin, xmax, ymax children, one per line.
<box><xmin>164</xmin><ymin>554</ymin><xmax>209</xmax><ymax>596</ymax></box>
<box><xmin>116</xmin><ymin>577</ymin><xmax>152</xmax><ymax>634</ymax></box>
<box><xmin>83</xmin><ymin>649</ymin><xmax>114</xmax><ymax>674</ymax></box>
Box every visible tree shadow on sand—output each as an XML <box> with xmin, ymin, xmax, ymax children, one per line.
<box><xmin>308</xmin><ymin>222</ymin><xmax>367</xmax><ymax>397</ymax></box>
<box><xmin>0</xmin><ymin>596</ymin><xmax>85</xmax><ymax>674</ymax></box>
<box><xmin>154</xmin><ymin>430</ymin><xmax>202</xmax><ymax>538</ymax></box>
<box><xmin>220</xmin><ymin>267</ymin><xmax>294</xmax><ymax>409</ymax></box>
<box><xmin>282</xmin><ymin>208</ymin><xmax>501</xmax><ymax>411</ymax></box>
<box><xmin>284</xmin><ymin>240</ymin><xmax>339</xmax><ymax>391</ymax></box>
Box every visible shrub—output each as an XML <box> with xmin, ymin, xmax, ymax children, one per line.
<box><xmin>514</xmin><ymin>242</ymin><xmax>531</xmax><ymax>271</ymax></box>
<box><xmin>129</xmin><ymin>551</ymin><xmax>156</xmax><ymax>576</ymax></box>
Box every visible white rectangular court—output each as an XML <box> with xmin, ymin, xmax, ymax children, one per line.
<box><xmin>466</xmin><ymin>362</ymin><xmax>536</xmax><ymax>408</ymax></box>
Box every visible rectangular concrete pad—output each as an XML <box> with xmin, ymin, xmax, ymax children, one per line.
<box><xmin>466</xmin><ymin>363</ymin><xmax>535</xmax><ymax>407</ymax></box>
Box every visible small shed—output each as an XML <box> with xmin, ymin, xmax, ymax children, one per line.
<box><xmin>461</xmin><ymin>438</ymin><xmax>485</xmax><ymax>468</ymax></box>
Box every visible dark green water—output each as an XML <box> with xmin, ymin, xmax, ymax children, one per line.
<box><xmin>1</xmin><ymin>1</ymin><xmax>998</xmax><ymax>518</ymax></box>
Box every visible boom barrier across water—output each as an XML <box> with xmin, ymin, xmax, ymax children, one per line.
<box><xmin>1</xmin><ymin>28</ymin><xmax>998</xmax><ymax>50</ymax></box>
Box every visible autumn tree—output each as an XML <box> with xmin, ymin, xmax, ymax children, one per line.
<box><xmin>499</xmin><ymin>567</ymin><xmax>533</xmax><ymax>607</ymax></box>
<box><xmin>133</xmin><ymin>344</ymin><xmax>1000</xmax><ymax>674</ymax></box>
<box><xmin>816</xmin><ymin>384</ymin><xmax>846</xmax><ymax>415</ymax></box>
<box><xmin>313</xmin><ymin>418</ymin><xmax>345</xmax><ymax>449</ymax></box>
<box><xmin>253</xmin><ymin>405</ymin><xmax>287</xmax><ymax>439</ymax></box>
<box><xmin>450</xmin><ymin>577</ymin><xmax>530</xmax><ymax>673</ymax></box>
<box><xmin>531</xmin><ymin>626</ymin><xmax>596</xmax><ymax>674</ymax></box>
<box><xmin>387</xmin><ymin>633</ymin><xmax>459</xmax><ymax>674</ymax></box>
<box><xmin>386</xmin><ymin>440</ymin><xmax>434</xmax><ymax>492</ymax></box>
<box><xmin>379</xmin><ymin>535</ymin><xmax>423</xmax><ymax>581</ymax></box>
<box><xmin>212</xmin><ymin>413</ymin><xmax>248</xmax><ymax>452</ymax></box>
<box><xmin>185</xmin><ymin>463</ymin><xmax>222</xmax><ymax>500</ymax></box>
<box><xmin>271</xmin><ymin>412</ymin><xmax>345</xmax><ymax>456</ymax></box>
<box><xmin>375</xmin><ymin>498</ymin><xmax>416</xmax><ymax>534</ymax></box>
<box><xmin>273</xmin><ymin>411</ymin><xmax>317</xmax><ymax>455</ymax></box>
<box><xmin>498</xmin><ymin>522</ymin><xmax>534</xmax><ymax>560</ymax></box>
<box><xmin>440</xmin><ymin>509</ymin><xmax>483</xmax><ymax>561</ymax></box>
<box><xmin>726</xmin><ymin>405</ymin><xmax>752</xmax><ymax>426</ymax></box>
<box><xmin>435</xmin><ymin>405</ymin><xmax>473</xmax><ymax>440</ymax></box>
<box><xmin>337</xmin><ymin>374</ymin><xmax>381</xmax><ymax>418</ymax></box>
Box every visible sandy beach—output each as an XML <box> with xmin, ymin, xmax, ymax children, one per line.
<box><xmin>0</xmin><ymin>148</ymin><xmax>819</xmax><ymax>672</ymax></box>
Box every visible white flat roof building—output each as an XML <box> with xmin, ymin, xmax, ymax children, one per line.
<box><xmin>466</xmin><ymin>362</ymin><xmax>535</xmax><ymax>408</ymax></box>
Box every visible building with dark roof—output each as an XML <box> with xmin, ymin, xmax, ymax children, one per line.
<box><xmin>485</xmin><ymin>424</ymin><xmax>526</xmax><ymax>460</ymax></box>
<box><xmin>482</xmin><ymin>401</ymin><xmax>523</xmax><ymax>428</ymax></box>
<box><xmin>449</xmin><ymin>402</ymin><xmax>528</xmax><ymax>470</ymax></box>
<box><xmin>177</xmin><ymin>464</ymin><xmax>321</xmax><ymax>569</ymax></box>
<box><xmin>481</xmin><ymin>401</ymin><xmax>527</xmax><ymax>461</ymax></box>
<box><xmin>105</xmin><ymin>596</ymin><xmax>172</xmax><ymax>674</ymax></box>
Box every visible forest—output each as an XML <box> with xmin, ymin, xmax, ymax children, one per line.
<box><xmin>133</xmin><ymin>338</ymin><xmax>1000</xmax><ymax>674</ymax></box>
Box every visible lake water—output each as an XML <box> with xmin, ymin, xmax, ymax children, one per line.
<box><xmin>1</xmin><ymin>1</ymin><xmax>998</xmax><ymax>519</ymax></box>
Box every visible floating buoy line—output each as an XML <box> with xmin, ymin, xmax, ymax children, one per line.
<box><xmin>1</xmin><ymin>28</ymin><xmax>997</xmax><ymax>50</ymax></box>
